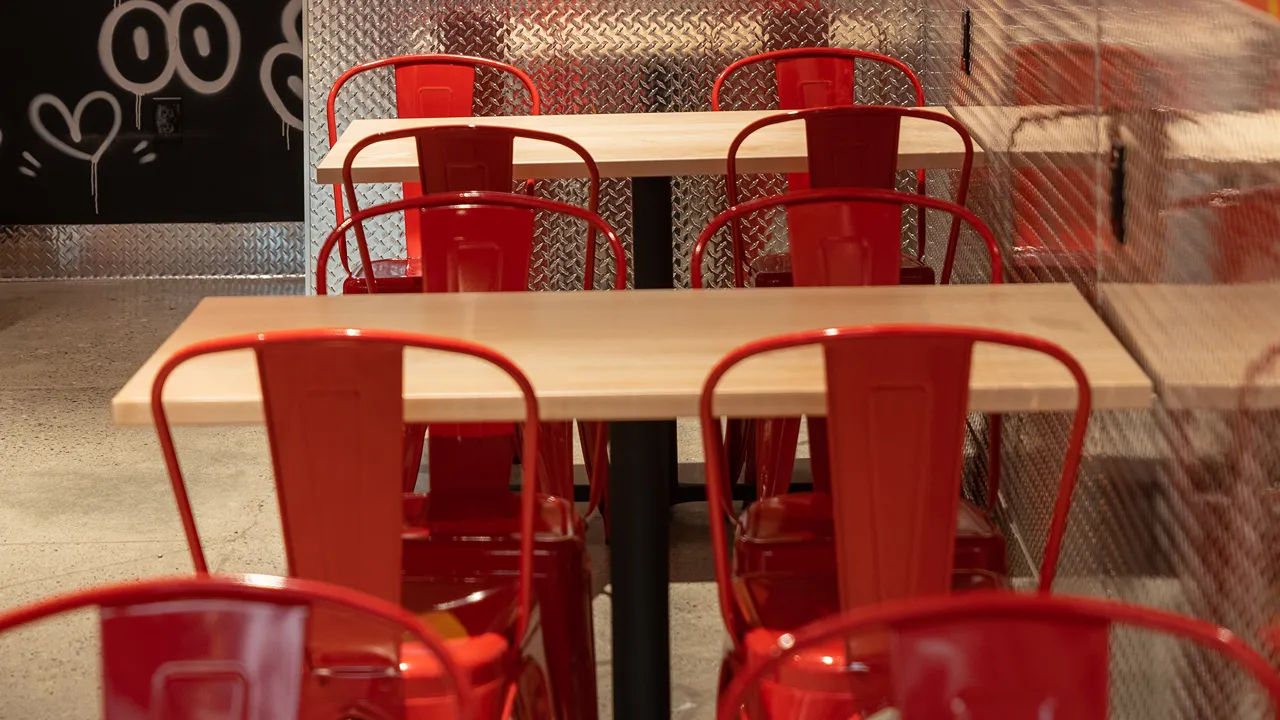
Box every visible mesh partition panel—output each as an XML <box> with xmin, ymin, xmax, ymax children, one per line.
<box><xmin>924</xmin><ymin>0</ymin><xmax>1280</xmax><ymax>715</ymax></box>
<box><xmin>306</xmin><ymin>0</ymin><xmax>927</xmax><ymax>293</ymax></box>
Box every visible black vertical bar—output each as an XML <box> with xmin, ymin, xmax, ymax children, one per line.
<box><xmin>609</xmin><ymin>420</ymin><xmax>672</xmax><ymax>720</ymax></box>
<box><xmin>630</xmin><ymin>175</ymin><xmax>681</xmax><ymax>498</ymax></box>
<box><xmin>962</xmin><ymin>9</ymin><xmax>973</xmax><ymax>75</ymax></box>
<box><xmin>631</xmin><ymin>176</ymin><xmax>675</xmax><ymax>290</ymax></box>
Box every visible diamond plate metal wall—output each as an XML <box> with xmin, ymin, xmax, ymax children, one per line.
<box><xmin>0</xmin><ymin>223</ymin><xmax>304</xmax><ymax>279</ymax></box>
<box><xmin>305</xmin><ymin>0</ymin><xmax>927</xmax><ymax>294</ymax></box>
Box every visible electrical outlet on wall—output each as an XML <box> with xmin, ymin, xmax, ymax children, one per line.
<box><xmin>153</xmin><ymin>97</ymin><xmax>183</xmax><ymax>136</ymax></box>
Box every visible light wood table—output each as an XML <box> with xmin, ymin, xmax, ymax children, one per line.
<box><xmin>114</xmin><ymin>284</ymin><xmax>1152</xmax><ymax>426</ymax></box>
<box><xmin>952</xmin><ymin>106</ymin><xmax>1280</xmax><ymax>169</ymax></box>
<box><xmin>1101</xmin><ymin>282</ymin><xmax>1280</xmax><ymax>409</ymax></box>
<box><xmin>315</xmin><ymin>108</ymin><xmax>980</xmax><ymax>185</ymax></box>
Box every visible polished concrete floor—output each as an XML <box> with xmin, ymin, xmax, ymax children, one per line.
<box><xmin>0</xmin><ymin>278</ymin><xmax>746</xmax><ymax>719</ymax></box>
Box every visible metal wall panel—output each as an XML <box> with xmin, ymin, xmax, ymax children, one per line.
<box><xmin>0</xmin><ymin>223</ymin><xmax>304</xmax><ymax>279</ymax></box>
<box><xmin>306</xmin><ymin>0</ymin><xmax>927</xmax><ymax>293</ymax></box>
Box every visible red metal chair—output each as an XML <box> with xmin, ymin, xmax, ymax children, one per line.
<box><xmin>0</xmin><ymin>574</ymin><xmax>476</xmax><ymax>720</ymax></box>
<box><xmin>711</xmin><ymin>47</ymin><xmax>924</xmax><ymax>114</ymax></box>
<box><xmin>336</xmin><ymin>127</ymin><xmax>609</xmax><ymax>513</ymax></box>
<box><xmin>326</xmin><ymin>54</ymin><xmax>541</xmax><ymax>291</ymax></box>
<box><xmin>319</xmin><ymin>190</ymin><xmax>621</xmax><ymax>535</ymax></box>
<box><xmin>692</xmin><ymin>188</ymin><xmax>1003</xmax><ymax>503</ymax></box>
<box><xmin>719</xmin><ymin>592</ymin><xmax>1280</xmax><ymax>719</ymax></box>
<box><xmin>713</xmin><ymin>105</ymin><xmax>974</xmax><ymax>289</ymax></box>
<box><xmin>1010</xmin><ymin>43</ymin><xmax>1169</xmax><ymax>277</ymax></box>
<box><xmin>152</xmin><ymin>328</ymin><xmax>578</xmax><ymax>719</ymax></box>
<box><xmin>699</xmin><ymin>324</ymin><xmax>1091</xmax><ymax>695</ymax></box>
<box><xmin>336</xmin><ymin>124</ymin><xmax>600</xmax><ymax>296</ymax></box>
<box><xmin>712</xmin><ymin>48</ymin><xmax>930</xmax><ymax>284</ymax></box>
<box><xmin>1169</xmin><ymin>186</ymin><xmax>1280</xmax><ymax>283</ymax></box>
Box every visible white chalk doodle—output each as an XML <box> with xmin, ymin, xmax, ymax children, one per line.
<box><xmin>260</xmin><ymin>0</ymin><xmax>303</xmax><ymax>133</ymax></box>
<box><xmin>133</xmin><ymin>140</ymin><xmax>157</xmax><ymax>164</ymax></box>
<box><xmin>29</xmin><ymin>91</ymin><xmax>122</xmax><ymax>213</ymax></box>
<box><xmin>100</xmin><ymin>0</ymin><xmax>241</xmax><ymax>127</ymax></box>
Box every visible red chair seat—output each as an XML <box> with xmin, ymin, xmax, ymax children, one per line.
<box><xmin>738</xmin><ymin>492</ymin><xmax>1006</xmax><ymax>574</ymax></box>
<box><xmin>751</xmin><ymin>251</ymin><xmax>935</xmax><ymax>288</ymax></box>
<box><xmin>403</xmin><ymin>492</ymin><xmax>579</xmax><ymax>539</ymax></box>
<box><xmin>734</xmin><ymin>567</ymin><xmax>1007</xmax><ymax>635</ymax></box>
<box><xmin>342</xmin><ymin>258</ymin><xmax>424</xmax><ymax>294</ymax></box>
<box><xmin>733</xmin><ymin>493</ymin><xmax>1007</xmax><ymax>631</ymax></box>
<box><xmin>401</xmin><ymin>494</ymin><xmax>594</xmax><ymax>720</ymax></box>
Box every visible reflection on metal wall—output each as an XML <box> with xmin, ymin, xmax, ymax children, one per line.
<box><xmin>926</xmin><ymin>0</ymin><xmax>1280</xmax><ymax>714</ymax></box>
<box><xmin>0</xmin><ymin>223</ymin><xmax>304</xmax><ymax>279</ymax></box>
<box><xmin>305</xmin><ymin>0</ymin><xmax>926</xmax><ymax>293</ymax></box>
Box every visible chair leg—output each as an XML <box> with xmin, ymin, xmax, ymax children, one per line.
<box><xmin>403</xmin><ymin>423</ymin><xmax>428</xmax><ymax>493</ymax></box>
<box><xmin>539</xmin><ymin>421</ymin><xmax>576</xmax><ymax>501</ymax></box>
<box><xmin>579</xmin><ymin>421</ymin><xmax>610</xmax><ymax>541</ymax></box>
<box><xmin>755</xmin><ymin>417</ymin><xmax>801</xmax><ymax>499</ymax></box>
<box><xmin>807</xmin><ymin>416</ymin><xmax>830</xmax><ymax>495</ymax></box>
<box><xmin>986</xmin><ymin>413</ymin><xmax>1003</xmax><ymax>513</ymax></box>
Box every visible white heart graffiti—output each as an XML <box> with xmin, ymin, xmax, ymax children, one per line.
<box><xmin>29</xmin><ymin>91</ymin><xmax>123</xmax><ymax>213</ymax></box>
<box><xmin>260</xmin><ymin>0</ymin><xmax>303</xmax><ymax>135</ymax></box>
<box><xmin>99</xmin><ymin>0</ymin><xmax>241</xmax><ymax>127</ymax></box>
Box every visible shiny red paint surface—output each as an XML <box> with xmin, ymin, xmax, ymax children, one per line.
<box><xmin>151</xmin><ymin>328</ymin><xmax>586</xmax><ymax>719</ymax></box>
<box><xmin>700</xmin><ymin>326</ymin><xmax>1093</xmax><ymax>715</ymax></box>
<box><xmin>692</xmin><ymin>188</ymin><xmax>1003</xmax><ymax>506</ymax></box>
<box><xmin>326</xmin><ymin>53</ymin><xmax>541</xmax><ymax>276</ymax></box>
<box><xmin>0</xmin><ymin>574</ymin><xmax>477</xmax><ymax>720</ymax></box>
<box><xmin>720</xmin><ymin>593</ymin><xmax>1280</xmax><ymax>720</ymax></box>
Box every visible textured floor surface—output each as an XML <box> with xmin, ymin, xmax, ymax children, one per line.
<box><xmin>0</xmin><ymin>278</ymin><xmax>751</xmax><ymax>720</ymax></box>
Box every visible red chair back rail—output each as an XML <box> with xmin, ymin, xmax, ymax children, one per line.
<box><xmin>150</xmin><ymin>328</ymin><xmax>542</xmax><ymax>649</ymax></box>
<box><xmin>699</xmin><ymin>325</ymin><xmax>1091</xmax><ymax>646</ymax></box>
<box><xmin>326</xmin><ymin>54</ymin><xmax>540</xmax><ymax>272</ymax></box>
<box><xmin>711</xmin><ymin>47</ymin><xmax>925</xmax><ymax>112</ymax></box>
<box><xmin>0</xmin><ymin>574</ymin><xmax>475</xmax><ymax>720</ymax></box>
<box><xmin>720</xmin><ymin>106</ymin><xmax>975</xmax><ymax>287</ymax></box>
<box><xmin>719</xmin><ymin>592</ymin><xmax>1280</xmax><ymax>720</ymax></box>
<box><xmin>692</xmin><ymin>188</ymin><xmax>1000</xmax><ymax>291</ymax></box>
<box><xmin>317</xmin><ymin>191</ymin><xmax>626</xmax><ymax>297</ymax></box>
<box><xmin>713</xmin><ymin>48</ymin><xmax>929</xmax><ymax>285</ymax></box>
<box><xmin>338</xmin><ymin>125</ymin><xmax>603</xmax><ymax>291</ymax></box>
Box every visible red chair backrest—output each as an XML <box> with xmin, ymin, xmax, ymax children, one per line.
<box><xmin>719</xmin><ymin>107</ymin><xmax>975</xmax><ymax>286</ymax></box>
<box><xmin>326</xmin><ymin>54</ymin><xmax>541</xmax><ymax>270</ymax></box>
<box><xmin>318</xmin><ymin>191</ymin><xmax>626</xmax><ymax>296</ymax></box>
<box><xmin>711</xmin><ymin>47</ymin><xmax>925</xmax><ymax>112</ymax></box>
<box><xmin>719</xmin><ymin>592</ymin><xmax>1280</xmax><ymax>720</ymax></box>
<box><xmin>692</xmin><ymin>188</ymin><xmax>1000</xmax><ymax>290</ymax></box>
<box><xmin>1010</xmin><ymin>43</ymin><xmax>1168</xmax><ymax>257</ymax></box>
<box><xmin>1170</xmin><ymin>186</ymin><xmax>1280</xmax><ymax>283</ymax></box>
<box><xmin>700</xmin><ymin>326</ymin><xmax>1091</xmax><ymax>641</ymax></box>
<box><xmin>338</xmin><ymin>125</ymin><xmax>604</xmax><ymax>292</ymax></box>
<box><xmin>151</xmin><ymin>329</ymin><xmax>544</xmax><ymax>654</ymax></box>
<box><xmin>0</xmin><ymin>574</ymin><xmax>475</xmax><ymax>720</ymax></box>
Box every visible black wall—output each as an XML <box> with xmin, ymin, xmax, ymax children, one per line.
<box><xmin>0</xmin><ymin>0</ymin><xmax>304</xmax><ymax>225</ymax></box>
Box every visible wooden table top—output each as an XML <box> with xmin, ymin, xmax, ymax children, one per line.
<box><xmin>952</xmin><ymin>106</ymin><xmax>1280</xmax><ymax>169</ymax></box>
<box><xmin>315</xmin><ymin>108</ymin><xmax>981</xmax><ymax>184</ymax></box>
<box><xmin>113</xmin><ymin>285</ymin><xmax>1152</xmax><ymax>427</ymax></box>
<box><xmin>1101</xmin><ymin>282</ymin><xmax>1280</xmax><ymax>409</ymax></box>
